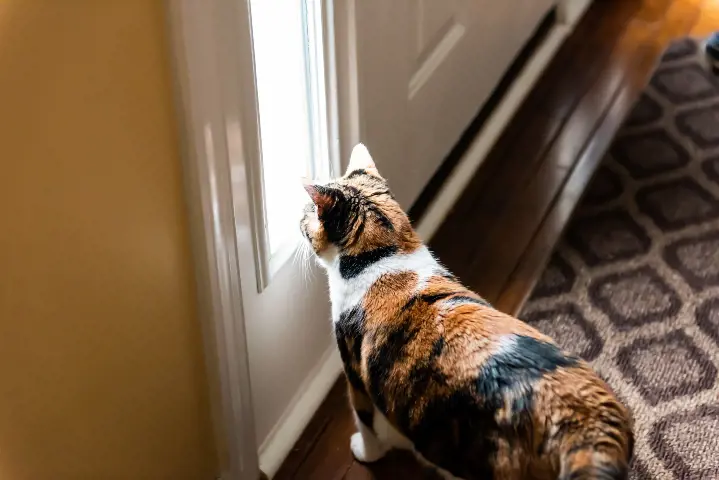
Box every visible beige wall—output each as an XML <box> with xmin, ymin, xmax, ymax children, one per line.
<box><xmin>0</xmin><ymin>2</ymin><xmax>217</xmax><ymax>479</ymax></box>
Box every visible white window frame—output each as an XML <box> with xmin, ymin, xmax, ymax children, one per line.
<box><xmin>245</xmin><ymin>0</ymin><xmax>342</xmax><ymax>290</ymax></box>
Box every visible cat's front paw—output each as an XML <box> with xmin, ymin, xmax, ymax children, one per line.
<box><xmin>350</xmin><ymin>431</ymin><xmax>387</xmax><ymax>463</ymax></box>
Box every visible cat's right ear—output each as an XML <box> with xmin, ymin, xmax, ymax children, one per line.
<box><xmin>346</xmin><ymin>143</ymin><xmax>377</xmax><ymax>175</ymax></box>
<box><xmin>301</xmin><ymin>179</ymin><xmax>337</xmax><ymax>217</ymax></box>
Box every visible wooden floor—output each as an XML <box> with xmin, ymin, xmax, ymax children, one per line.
<box><xmin>274</xmin><ymin>1</ymin><xmax>719</xmax><ymax>478</ymax></box>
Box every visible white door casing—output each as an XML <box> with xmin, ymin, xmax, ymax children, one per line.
<box><xmin>166</xmin><ymin>1</ymin><xmax>263</xmax><ymax>479</ymax></box>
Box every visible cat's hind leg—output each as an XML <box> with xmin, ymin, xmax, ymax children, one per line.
<box><xmin>371</xmin><ymin>407</ymin><xmax>463</xmax><ymax>478</ymax></box>
<box><xmin>347</xmin><ymin>384</ymin><xmax>388</xmax><ymax>463</ymax></box>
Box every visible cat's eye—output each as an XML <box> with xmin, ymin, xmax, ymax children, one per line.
<box><xmin>247</xmin><ymin>0</ymin><xmax>338</xmax><ymax>289</ymax></box>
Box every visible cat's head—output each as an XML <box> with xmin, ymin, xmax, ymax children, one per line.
<box><xmin>300</xmin><ymin>143</ymin><xmax>420</xmax><ymax>266</ymax></box>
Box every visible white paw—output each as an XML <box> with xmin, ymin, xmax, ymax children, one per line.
<box><xmin>350</xmin><ymin>431</ymin><xmax>387</xmax><ymax>463</ymax></box>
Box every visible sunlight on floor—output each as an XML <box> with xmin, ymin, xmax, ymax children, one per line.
<box><xmin>693</xmin><ymin>0</ymin><xmax>719</xmax><ymax>37</ymax></box>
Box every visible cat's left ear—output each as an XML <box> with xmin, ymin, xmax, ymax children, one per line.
<box><xmin>301</xmin><ymin>179</ymin><xmax>338</xmax><ymax>217</ymax></box>
<box><xmin>345</xmin><ymin>142</ymin><xmax>378</xmax><ymax>175</ymax></box>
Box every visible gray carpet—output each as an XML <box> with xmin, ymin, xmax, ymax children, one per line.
<box><xmin>520</xmin><ymin>38</ymin><xmax>719</xmax><ymax>479</ymax></box>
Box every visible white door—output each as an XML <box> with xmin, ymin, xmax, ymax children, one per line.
<box><xmin>172</xmin><ymin>0</ymin><xmax>558</xmax><ymax>477</ymax></box>
<box><xmin>349</xmin><ymin>0</ymin><xmax>556</xmax><ymax>207</ymax></box>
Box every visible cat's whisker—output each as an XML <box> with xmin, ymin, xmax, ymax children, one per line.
<box><xmin>295</xmin><ymin>240</ymin><xmax>311</xmax><ymax>287</ymax></box>
<box><xmin>297</xmin><ymin>244</ymin><xmax>307</xmax><ymax>286</ymax></box>
<box><xmin>292</xmin><ymin>239</ymin><xmax>303</xmax><ymax>268</ymax></box>
<box><xmin>291</xmin><ymin>244</ymin><xmax>298</xmax><ymax>267</ymax></box>
<box><xmin>303</xmin><ymin>243</ymin><xmax>316</xmax><ymax>285</ymax></box>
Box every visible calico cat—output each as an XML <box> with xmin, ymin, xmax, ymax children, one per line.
<box><xmin>299</xmin><ymin>144</ymin><xmax>633</xmax><ymax>480</ymax></box>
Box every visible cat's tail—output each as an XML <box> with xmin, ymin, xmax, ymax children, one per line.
<box><xmin>557</xmin><ymin>420</ymin><xmax>634</xmax><ymax>480</ymax></box>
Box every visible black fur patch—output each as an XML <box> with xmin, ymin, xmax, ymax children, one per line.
<box><xmin>476</xmin><ymin>335</ymin><xmax>578</xmax><ymax>404</ymax></box>
<box><xmin>367</xmin><ymin>320</ymin><xmax>418</xmax><ymax>412</ymax></box>
<box><xmin>339</xmin><ymin>245</ymin><xmax>398</xmax><ymax>279</ymax></box>
<box><xmin>399</xmin><ymin>337</ymin><xmax>450</xmax><ymax>434</ymax></box>
<box><xmin>407</xmin><ymin>335</ymin><xmax>579</xmax><ymax>478</ymax></box>
<box><xmin>560</xmin><ymin>463</ymin><xmax>627</xmax><ymax>480</ymax></box>
<box><xmin>421</xmin><ymin>292</ymin><xmax>461</xmax><ymax>304</ymax></box>
<box><xmin>346</xmin><ymin>168</ymin><xmax>370</xmax><ymax>179</ymax></box>
<box><xmin>401</xmin><ymin>292</ymin><xmax>464</xmax><ymax>311</ymax></box>
<box><xmin>335</xmin><ymin>306</ymin><xmax>366</xmax><ymax>392</ymax></box>
<box><xmin>410</xmin><ymin>391</ymin><xmax>497</xmax><ymax>479</ymax></box>
<box><xmin>356</xmin><ymin>409</ymin><xmax>374</xmax><ymax>430</ymax></box>
<box><xmin>319</xmin><ymin>186</ymin><xmax>354</xmax><ymax>246</ymax></box>
<box><xmin>430</xmin><ymin>337</ymin><xmax>445</xmax><ymax>358</ymax></box>
<box><xmin>338</xmin><ymin>347</ymin><xmax>364</xmax><ymax>392</ymax></box>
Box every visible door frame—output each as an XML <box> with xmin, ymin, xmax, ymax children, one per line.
<box><xmin>164</xmin><ymin>0</ymin><xmax>359</xmax><ymax>478</ymax></box>
<box><xmin>165</xmin><ymin>0</ymin><xmax>263</xmax><ymax>478</ymax></box>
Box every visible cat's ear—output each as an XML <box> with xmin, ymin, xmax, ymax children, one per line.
<box><xmin>346</xmin><ymin>142</ymin><xmax>377</xmax><ymax>175</ymax></box>
<box><xmin>302</xmin><ymin>179</ymin><xmax>338</xmax><ymax>217</ymax></box>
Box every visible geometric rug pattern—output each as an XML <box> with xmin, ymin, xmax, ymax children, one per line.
<box><xmin>521</xmin><ymin>38</ymin><xmax>719</xmax><ymax>479</ymax></box>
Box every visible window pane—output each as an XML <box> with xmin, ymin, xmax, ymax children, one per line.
<box><xmin>250</xmin><ymin>0</ymin><xmax>315</xmax><ymax>255</ymax></box>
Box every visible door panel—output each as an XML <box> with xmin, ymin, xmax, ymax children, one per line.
<box><xmin>355</xmin><ymin>0</ymin><xmax>557</xmax><ymax>208</ymax></box>
<box><xmin>413</xmin><ymin>1</ymin><xmax>461</xmax><ymax>75</ymax></box>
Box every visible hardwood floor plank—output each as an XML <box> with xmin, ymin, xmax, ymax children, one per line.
<box><xmin>349</xmin><ymin>451</ymin><xmax>438</xmax><ymax>479</ymax></box>
<box><xmin>635</xmin><ymin>0</ymin><xmax>677</xmax><ymax>22</ymax></box>
<box><xmin>284</xmin><ymin>398</ymin><xmax>356</xmax><ymax>480</ymax></box>
<box><xmin>342</xmin><ymin>462</ymin><xmax>373</xmax><ymax>480</ymax></box>
<box><xmin>274</xmin><ymin>379</ymin><xmax>351</xmax><ymax>479</ymax></box>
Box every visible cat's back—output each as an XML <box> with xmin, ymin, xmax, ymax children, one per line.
<box><xmin>352</xmin><ymin>264</ymin><xmax>631</xmax><ymax>479</ymax></box>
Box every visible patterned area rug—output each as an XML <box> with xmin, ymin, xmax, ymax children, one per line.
<box><xmin>520</xmin><ymin>38</ymin><xmax>719</xmax><ymax>479</ymax></box>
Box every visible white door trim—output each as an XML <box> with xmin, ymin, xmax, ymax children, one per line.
<box><xmin>165</xmin><ymin>1</ymin><xmax>261</xmax><ymax>479</ymax></box>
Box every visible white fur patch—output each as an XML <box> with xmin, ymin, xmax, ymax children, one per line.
<box><xmin>317</xmin><ymin>244</ymin><xmax>339</xmax><ymax>267</ymax></box>
<box><xmin>494</xmin><ymin>334</ymin><xmax>518</xmax><ymax>356</ymax></box>
<box><xmin>322</xmin><ymin>246</ymin><xmax>441</xmax><ymax>322</ymax></box>
<box><xmin>350</xmin><ymin>428</ymin><xmax>387</xmax><ymax>463</ymax></box>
